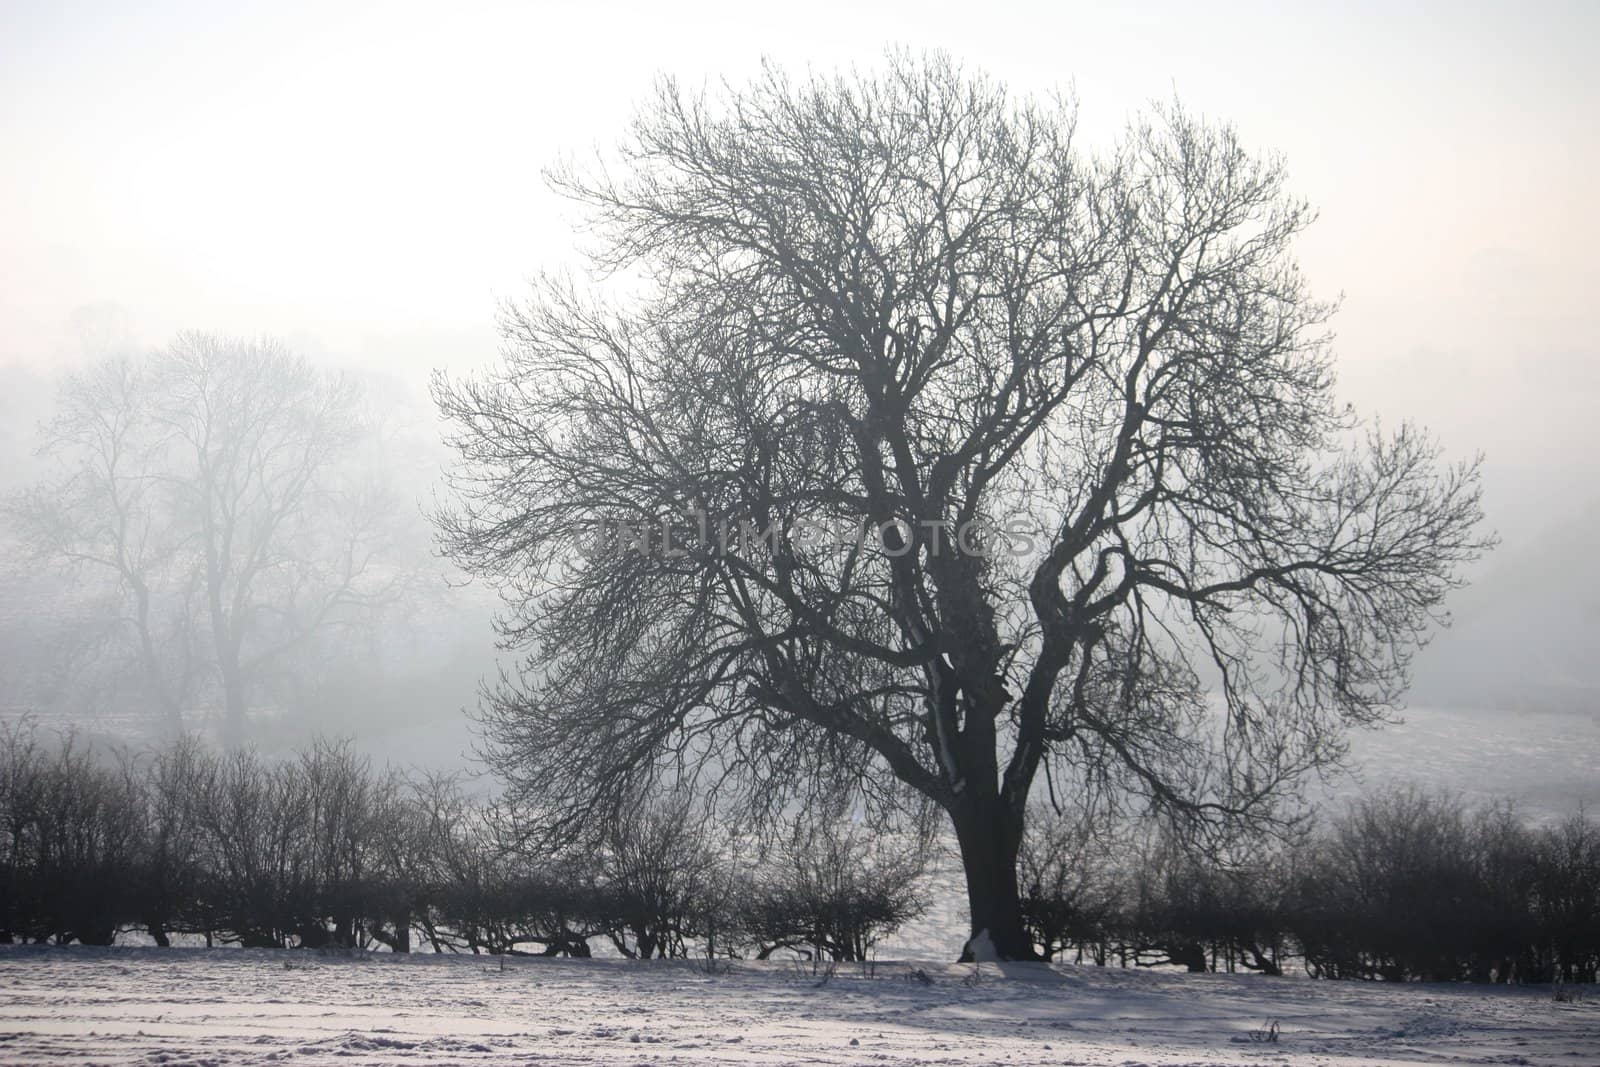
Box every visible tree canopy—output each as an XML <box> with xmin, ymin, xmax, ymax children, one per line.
<box><xmin>435</xmin><ymin>54</ymin><xmax>1491</xmax><ymax>959</ymax></box>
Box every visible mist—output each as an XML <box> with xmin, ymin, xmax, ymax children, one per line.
<box><xmin>3</xmin><ymin>4</ymin><xmax>1597</xmax><ymax>783</ymax></box>
<box><xmin>7</xmin><ymin>10</ymin><xmax>1600</xmax><ymax>1061</ymax></box>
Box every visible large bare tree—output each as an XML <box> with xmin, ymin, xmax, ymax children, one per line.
<box><xmin>435</xmin><ymin>55</ymin><xmax>1491</xmax><ymax>959</ymax></box>
<box><xmin>10</xmin><ymin>334</ymin><xmax>410</xmax><ymax>744</ymax></box>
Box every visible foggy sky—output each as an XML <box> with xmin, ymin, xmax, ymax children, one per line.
<box><xmin>3</xmin><ymin>0</ymin><xmax>1598</xmax><ymax>714</ymax></box>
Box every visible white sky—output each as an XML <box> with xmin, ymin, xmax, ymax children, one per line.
<box><xmin>2</xmin><ymin>0</ymin><xmax>1597</xmax><ymax>543</ymax></box>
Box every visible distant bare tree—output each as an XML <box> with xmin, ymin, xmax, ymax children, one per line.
<box><xmin>8</xmin><ymin>334</ymin><xmax>414</xmax><ymax>744</ymax></box>
<box><xmin>436</xmin><ymin>55</ymin><xmax>1492</xmax><ymax>958</ymax></box>
<box><xmin>6</xmin><ymin>357</ymin><xmax>199</xmax><ymax>725</ymax></box>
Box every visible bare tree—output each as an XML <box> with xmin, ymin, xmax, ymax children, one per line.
<box><xmin>743</xmin><ymin>817</ymin><xmax>928</xmax><ymax>962</ymax></box>
<box><xmin>435</xmin><ymin>55</ymin><xmax>1492</xmax><ymax>958</ymax></box>
<box><xmin>9</xmin><ymin>334</ymin><xmax>414</xmax><ymax>744</ymax></box>
<box><xmin>7</xmin><ymin>358</ymin><xmax>199</xmax><ymax>726</ymax></box>
<box><xmin>595</xmin><ymin>792</ymin><xmax>721</xmax><ymax>959</ymax></box>
<box><xmin>1532</xmin><ymin>811</ymin><xmax>1600</xmax><ymax>984</ymax></box>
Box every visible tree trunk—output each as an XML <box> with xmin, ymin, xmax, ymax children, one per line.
<box><xmin>951</xmin><ymin>802</ymin><xmax>1040</xmax><ymax>961</ymax></box>
<box><xmin>295</xmin><ymin>923</ymin><xmax>326</xmax><ymax>949</ymax></box>
<box><xmin>219</xmin><ymin>659</ymin><xmax>246</xmax><ymax>749</ymax></box>
<box><xmin>1169</xmin><ymin>940</ymin><xmax>1207</xmax><ymax>973</ymax></box>
<box><xmin>241</xmin><ymin>928</ymin><xmax>281</xmax><ymax>948</ymax></box>
<box><xmin>204</xmin><ymin>525</ymin><xmax>247</xmax><ymax>749</ymax></box>
<box><xmin>77</xmin><ymin>925</ymin><xmax>117</xmax><ymax>946</ymax></box>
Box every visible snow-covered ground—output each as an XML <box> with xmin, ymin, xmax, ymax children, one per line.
<box><xmin>3</xmin><ymin>705</ymin><xmax>1595</xmax><ymax>1062</ymax></box>
<box><xmin>2</xmin><ymin>946</ymin><xmax>1595</xmax><ymax>1066</ymax></box>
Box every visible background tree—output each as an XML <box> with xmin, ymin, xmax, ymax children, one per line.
<box><xmin>6</xmin><ymin>356</ymin><xmax>199</xmax><ymax>726</ymax></box>
<box><xmin>435</xmin><ymin>54</ymin><xmax>1491</xmax><ymax>959</ymax></box>
<box><xmin>8</xmin><ymin>334</ymin><xmax>414</xmax><ymax>745</ymax></box>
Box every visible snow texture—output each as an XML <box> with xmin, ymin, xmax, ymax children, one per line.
<box><xmin>3</xmin><ymin>945</ymin><xmax>1596</xmax><ymax>1066</ymax></box>
<box><xmin>967</xmin><ymin>931</ymin><xmax>1000</xmax><ymax>964</ymax></box>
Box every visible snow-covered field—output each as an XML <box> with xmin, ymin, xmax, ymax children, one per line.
<box><xmin>2</xmin><ymin>946</ymin><xmax>1596</xmax><ymax>1066</ymax></box>
<box><xmin>2</xmin><ymin>706</ymin><xmax>1595</xmax><ymax>1063</ymax></box>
